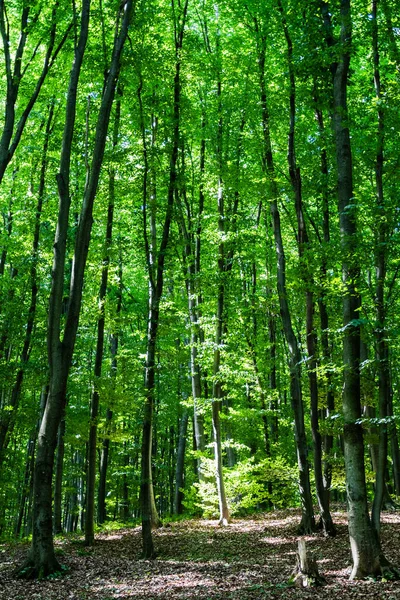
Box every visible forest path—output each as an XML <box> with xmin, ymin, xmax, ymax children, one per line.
<box><xmin>1</xmin><ymin>508</ymin><xmax>400</xmax><ymax>599</ymax></box>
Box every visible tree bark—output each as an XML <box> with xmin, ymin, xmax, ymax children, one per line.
<box><xmin>278</xmin><ymin>0</ymin><xmax>334</xmax><ymax>536</ymax></box>
<box><xmin>0</xmin><ymin>2</ymin><xmax>69</xmax><ymax>185</ymax></box>
<box><xmin>97</xmin><ymin>255</ymin><xmax>123</xmax><ymax>524</ymax></box>
<box><xmin>330</xmin><ymin>0</ymin><xmax>398</xmax><ymax>579</ymax></box>
<box><xmin>254</xmin><ymin>14</ymin><xmax>315</xmax><ymax>534</ymax></box>
<box><xmin>85</xmin><ymin>89</ymin><xmax>121</xmax><ymax>546</ymax></box>
<box><xmin>370</xmin><ymin>0</ymin><xmax>390</xmax><ymax>538</ymax></box>
<box><xmin>18</xmin><ymin>0</ymin><xmax>133</xmax><ymax>578</ymax></box>
<box><xmin>174</xmin><ymin>411</ymin><xmax>188</xmax><ymax>515</ymax></box>
<box><xmin>140</xmin><ymin>0</ymin><xmax>189</xmax><ymax>559</ymax></box>
<box><xmin>53</xmin><ymin>413</ymin><xmax>66</xmax><ymax>535</ymax></box>
<box><xmin>313</xmin><ymin>85</ymin><xmax>336</xmax><ymax>514</ymax></box>
<box><xmin>0</xmin><ymin>104</ymin><xmax>54</xmax><ymax>468</ymax></box>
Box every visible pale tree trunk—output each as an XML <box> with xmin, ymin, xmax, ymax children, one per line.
<box><xmin>254</xmin><ymin>15</ymin><xmax>315</xmax><ymax>534</ymax></box>
<box><xmin>212</xmin><ymin>283</ymin><xmax>230</xmax><ymax>526</ymax></box>
<box><xmin>177</xmin><ymin>139</ymin><xmax>205</xmax><ymax>478</ymax></box>
<box><xmin>210</xmin><ymin>30</ymin><xmax>240</xmax><ymax>526</ymax></box>
<box><xmin>330</xmin><ymin>0</ymin><xmax>398</xmax><ymax>579</ymax></box>
<box><xmin>17</xmin><ymin>0</ymin><xmax>133</xmax><ymax>578</ymax></box>
<box><xmin>184</xmin><ymin>113</ymin><xmax>206</xmax><ymax>477</ymax></box>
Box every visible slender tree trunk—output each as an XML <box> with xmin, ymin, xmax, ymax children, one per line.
<box><xmin>174</xmin><ymin>411</ymin><xmax>188</xmax><ymax>515</ymax></box>
<box><xmin>278</xmin><ymin>0</ymin><xmax>334</xmax><ymax>535</ymax></box>
<box><xmin>85</xmin><ymin>90</ymin><xmax>121</xmax><ymax>546</ymax></box>
<box><xmin>18</xmin><ymin>1</ymin><xmax>132</xmax><ymax>578</ymax></box>
<box><xmin>212</xmin><ymin>284</ymin><xmax>230</xmax><ymax>525</ymax></box>
<box><xmin>313</xmin><ymin>87</ymin><xmax>336</xmax><ymax>509</ymax></box>
<box><xmin>211</xmin><ymin>33</ymin><xmax>232</xmax><ymax>526</ymax></box>
<box><xmin>0</xmin><ymin>104</ymin><xmax>54</xmax><ymax>468</ymax></box>
<box><xmin>370</xmin><ymin>0</ymin><xmax>390</xmax><ymax>538</ymax></box>
<box><xmin>15</xmin><ymin>433</ymin><xmax>36</xmax><ymax>538</ymax></box>
<box><xmin>255</xmin><ymin>17</ymin><xmax>315</xmax><ymax>534</ymax></box>
<box><xmin>53</xmin><ymin>413</ymin><xmax>66</xmax><ymax>535</ymax></box>
<box><xmin>190</xmin><ymin>113</ymin><xmax>206</xmax><ymax>476</ymax></box>
<box><xmin>0</xmin><ymin>2</ymin><xmax>68</xmax><ymax>185</ymax></box>
<box><xmin>97</xmin><ymin>407</ymin><xmax>112</xmax><ymax>524</ymax></box>
<box><xmin>140</xmin><ymin>1</ymin><xmax>189</xmax><ymax>559</ymax></box>
<box><xmin>388</xmin><ymin>384</ymin><xmax>400</xmax><ymax>497</ymax></box>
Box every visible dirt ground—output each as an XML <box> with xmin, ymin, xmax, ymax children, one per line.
<box><xmin>1</xmin><ymin>508</ymin><xmax>400</xmax><ymax>599</ymax></box>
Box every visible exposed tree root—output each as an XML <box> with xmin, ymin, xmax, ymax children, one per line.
<box><xmin>16</xmin><ymin>557</ymin><xmax>63</xmax><ymax>580</ymax></box>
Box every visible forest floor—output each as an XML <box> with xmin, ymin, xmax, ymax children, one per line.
<box><xmin>1</xmin><ymin>508</ymin><xmax>400</xmax><ymax>599</ymax></box>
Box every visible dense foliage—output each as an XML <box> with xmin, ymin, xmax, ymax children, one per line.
<box><xmin>0</xmin><ymin>0</ymin><xmax>399</xmax><ymax>581</ymax></box>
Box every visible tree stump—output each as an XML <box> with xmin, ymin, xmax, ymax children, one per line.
<box><xmin>290</xmin><ymin>540</ymin><xmax>326</xmax><ymax>588</ymax></box>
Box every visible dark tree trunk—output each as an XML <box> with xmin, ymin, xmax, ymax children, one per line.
<box><xmin>254</xmin><ymin>16</ymin><xmax>315</xmax><ymax>534</ymax></box>
<box><xmin>17</xmin><ymin>1</ymin><xmax>133</xmax><ymax>578</ymax></box>
<box><xmin>97</xmin><ymin>408</ymin><xmax>112</xmax><ymax>524</ymax></box>
<box><xmin>53</xmin><ymin>413</ymin><xmax>66</xmax><ymax>535</ymax></box>
<box><xmin>278</xmin><ymin>0</ymin><xmax>334</xmax><ymax>536</ymax></box>
<box><xmin>0</xmin><ymin>104</ymin><xmax>54</xmax><ymax>468</ymax></box>
<box><xmin>174</xmin><ymin>411</ymin><xmax>188</xmax><ymax>515</ymax></box>
<box><xmin>85</xmin><ymin>90</ymin><xmax>121</xmax><ymax>546</ymax></box>
<box><xmin>370</xmin><ymin>0</ymin><xmax>390</xmax><ymax>538</ymax></box>
<box><xmin>140</xmin><ymin>1</ymin><xmax>189</xmax><ymax>559</ymax></box>
<box><xmin>0</xmin><ymin>2</ymin><xmax>68</xmax><ymax>185</ymax></box>
<box><xmin>97</xmin><ymin>255</ymin><xmax>122</xmax><ymax>524</ymax></box>
<box><xmin>388</xmin><ymin>385</ymin><xmax>400</xmax><ymax>497</ymax></box>
<box><xmin>15</xmin><ymin>430</ymin><xmax>37</xmax><ymax>538</ymax></box>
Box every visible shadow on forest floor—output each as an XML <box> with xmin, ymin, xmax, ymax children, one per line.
<box><xmin>1</xmin><ymin>508</ymin><xmax>400</xmax><ymax>599</ymax></box>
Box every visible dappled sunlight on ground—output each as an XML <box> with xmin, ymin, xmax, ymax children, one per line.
<box><xmin>2</xmin><ymin>508</ymin><xmax>400</xmax><ymax>599</ymax></box>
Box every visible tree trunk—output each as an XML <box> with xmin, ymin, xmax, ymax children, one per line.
<box><xmin>17</xmin><ymin>1</ymin><xmax>133</xmax><ymax>578</ymax></box>
<box><xmin>313</xmin><ymin>86</ymin><xmax>336</xmax><ymax>513</ymax></box>
<box><xmin>97</xmin><ymin>407</ymin><xmax>112</xmax><ymax>524</ymax></box>
<box><xmin>53</xmin><ymin>413</ymin><xmax>66</xmax><ymax>535</ymax></box>
<box><xmin>331</xmin><ymin>0</ymin><xmax>397</xmax><ymax>579</ymax></box>
<box><xmin>140</xmin><ymin>1</ymin><xmax>189</xmax><ymax>559</ymax></box>
<box><xmin>85</xmin><ymin>90</ymin><xmax>121</xmax><ymax>546</ymax></box>
<box><xmin>278</xmin><ymin>0</ymin><xmax>334</xmax><ymax>535</ymax></box>
<box><xmin>174</xmin><ymin>411</ymin><xmax>188</xmax><ymax>515</ymax></box>
<box><xmin>255</xmin><ymin>16</ymin><xmax>315</xmax><ymax>534</ymax></box>
<box><xmin>211</xmin><ymin>31</ymin><xmax>232</xmax><ymax>526</ymax></box>
<box><xmin>370</xmin><ymin>0</ymin><xmax>390</xmax><ymax>538</ymax></box>
<box><xmin>0</xmin><ymin>2</ymin><xmax>67</xmax><ymax>185</ymax></box>
<box><xmin>388</xmin><ymin>385</ymin><xmax>400</xmax><ymax>497</ymax></box>
<box><xmin>0</xmin><ymin>104</ymin><xmax>53</xmax><ymax>468</ymax></box>
<box><xmin>97</xmin><ymin>255</ymin><xmax>122</xmax><ymax>524</ymax></box>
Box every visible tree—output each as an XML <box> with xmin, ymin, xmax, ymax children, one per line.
<box><xmin>252</xmin><ymin>6</ymin><xmax>315</xmax><ymax>534</ymax></box>
<box><xmin>139</xmin><ymin>0</ymin><xmax>189</xmax><ymax>559</ymax></box>
<box><xmin>0</xmin><ymin>1</ymin><xmax>69</xmax><ymax>185</ymax></box>
<box><xmin>18</xmin><ymin>0</ymin><xmax>133</xmax><ymax>577</ymax></box>
<box><xmin>330</xmin><ymin>0</ymin><xmax>398</xmax><ymax>579</ymax></box>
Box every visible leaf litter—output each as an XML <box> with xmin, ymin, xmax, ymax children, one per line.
<box><xmin>1</xmin><ymin>508</ymin><xmax>400</xmax><ymax>599</ymax></box>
